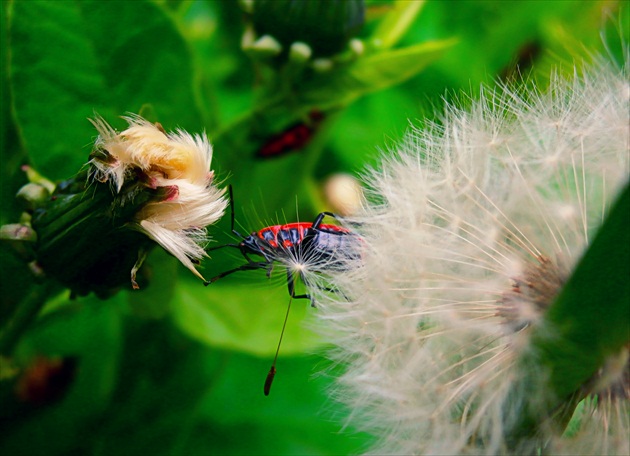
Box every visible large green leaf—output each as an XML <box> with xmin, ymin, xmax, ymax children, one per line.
<box><xmin>192</xmin><ymin>352</ymin><xmax>373</xmax><ymax>455</ymax></box>
<box><xmin>172</xmin><ymin>276</ymin><xmax>323</xmax><ymax>356</ymax></box>
<box><xmin>8</xmin><ymin>0</ymin><xmax>202</xmax><ymax>180</ymax></box>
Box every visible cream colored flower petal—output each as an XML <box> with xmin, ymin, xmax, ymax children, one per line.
<box><xmin>138</xmin><ymin>220</ymin><xmax>207</xmax><ymax>281</ymax></box>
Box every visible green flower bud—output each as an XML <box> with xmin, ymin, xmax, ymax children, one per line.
<box><xmin>251</xmin><ymin>0</ymin><xmax>365</xmax><ymax>57</ymax></box>
<box><xmin>30</xmin><ymin>172</ymin><xmax>156</xmax><ymax>297</ymax></box>
<box><xmin>0</xmin><ymin>224</ymin><xmax>37</xmax><ymax>261</ymax></box>
<box><xmin>311</xmin><ymin>57</ymin><xmax>334</xmax><ymax>73</ymax></box>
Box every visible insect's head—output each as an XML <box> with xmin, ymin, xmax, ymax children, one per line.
<box><xmin>240</xmin><ymin>233</ymin><xmax>266</xmax><ymax>257</ymax></box>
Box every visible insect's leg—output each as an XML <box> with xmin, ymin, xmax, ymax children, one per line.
<box><xmin>286</xmin><ymin>270</ymin><xmax>315</xmax><ymax>307</ymax></box>
<box><xmin>319</xmin><ymin>286</ymin><xmax>351</xmax><ymax>302</ymax></box>
<box><xmin>313</xmin><ymin>211</ymin><xmax>364</xmax><ymax>230</ymax></box>
<box><xmin>205</xmin><ymin>261</ymin><xmax>268</xmax><ymax>286</ymax></box>
<box><xmin>241</xmin><ymin>246</ymin><xmax>274</xmax><ymax>277</ymax></box>
<box><xmin>241</xmin><ymin>250</ymin><xmax>256</xmax><ymax>263</ymax></box>
<box><xmin>240</xmin><ymin>243</ymin><xmax>274</xmax><ymax>265</ymax></box>
<box><xmin>226</xmin><ymin>185</ymin><xmax>246</xmax><ymax>239</ymax></box>
<box><xmin>207</xmin><ymin>243</ymin><xmax>241</xmax><ymax>252</ymax></box>
<box><xmin>311</xmin><ymin>211</ymin><xmax>340</xmax><ymax>229</ymax></box>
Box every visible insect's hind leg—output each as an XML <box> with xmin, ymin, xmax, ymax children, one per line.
<box><xmin>205</xmin><ymin>261</ymin><xmax>268</xmax><ymax>286</ymax></box>
<box><xmin>286</xmin><ymin>270</ymin><xmax>315</xmax><ymax>307</ymax></box>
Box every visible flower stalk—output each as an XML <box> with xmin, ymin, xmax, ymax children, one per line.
<box><xmin>0</xmin><ymin>281</ymin><xmax>60</xmax><ymax>356</ymax></box>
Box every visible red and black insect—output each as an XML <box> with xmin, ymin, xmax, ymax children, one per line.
<box><xmin>206</xmin><ymin>185</ymin><xmax>358</xmax><ymax>395</ymax></box>
<box><xmin>206</xmin><ymin>185</ymin><xmax>356</xmax><ymax>305</ymax></box>
<box><xmin>256</xmin><ymin>111</ymin><xmax>324</xmax><ymax>159</ymax></box>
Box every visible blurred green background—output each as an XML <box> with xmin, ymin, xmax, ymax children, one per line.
<box><xmin>0</xmin><ymin>1</ymin><xmax>625</xmax><ymax>454</ymax></box>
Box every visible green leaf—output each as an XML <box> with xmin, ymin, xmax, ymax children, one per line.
<box><xmin>369</xmin><ymin>0</ymin><xmax>425</xmax><ymax>49</ymax></box>
<box><xmin>8</xmin><ymin>0</ymin><xmax>202</xmax><ymax>181</ymax></box>
<box><xmin>300</xmin><ymin>38</ymin><xmax>456</xmax><ymax>107</ymax></box>
<box><xmin>535</xmin><ymin>182</ymin><xmax>630</xmax><ymax>399</ymax></box>
<box><xmin>506</xmin><ymin>182</ymin><xmax>630</xmax><ymax>448</ymax></box>
<box><xmin>171</xmin><ymin>278</ymin><xmax>323</xmax><ymax>356</ymax></box>
<box><xmin>2</xmin><ymin>310</ymin><xmax>368</xmax><ymax>456</ymax></box>
<box><xmin>0</xmin><ymin>1</ymin><xmax>27</xmax><ymax>227</ymax></box>
<box><xmin>350</xmin><ymin>39</ymin><xmax>457</xmax><ymax>91</ymax></box>
<box><xmin>190</xmin><ymin>352</ymin><xmax>373</xmax><ymax>455</ymax></box>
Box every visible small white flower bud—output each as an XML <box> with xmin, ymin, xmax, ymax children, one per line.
<box><xmin>244</xmin><ymin>34</ymin><xmax>283</xmax><ymax>58</ymax></box>
<box><xmin>289</xmin><ymin>41</ymin><xmax>312</xmax><ymax>63</ymax></box>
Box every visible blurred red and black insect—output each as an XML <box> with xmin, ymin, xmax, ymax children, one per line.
<box><xmin>206</xmin><ymin>185</ymin><xmax>359</xmax><ymax>395</ymax></box>
<box><xmin>256</xmin><ymin>111</ymin><xmax>324</xmax><ymax>159</ymax></box>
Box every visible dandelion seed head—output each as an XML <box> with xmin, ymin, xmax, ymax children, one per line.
<box><xmin>313</xmin><ymin>57</ymin><xmax>629</xmax><ymax>455</ymax></box>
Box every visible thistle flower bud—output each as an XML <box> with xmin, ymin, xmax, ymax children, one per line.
<box><xmin>313</xmin><ymin>56</ymin><xmax>629</xmax><ymax>455</ymax></box>
<box><xmin>10</xmin><ymin>115</ymin><xmax>226</xmax><ymax>297</ymax></box>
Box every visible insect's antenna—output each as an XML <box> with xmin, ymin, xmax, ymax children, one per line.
<box><xmin>227</xmin><ymin>185</ymin><xmax>246</xmax><ymax>239</ymax></box>
<box><xmin>264</xmin><ymin>295</ymin><xmax>293</xmax><ymax>396</ymax></box>
<box><xmin>206</xmin><ymin>185</ymin><xmax>244</xmax><ymax>253</ymax></box>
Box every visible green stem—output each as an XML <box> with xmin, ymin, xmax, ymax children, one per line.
<box><xmin>0</xmin><ymin>280</ymin><xmax>60</xmax><ymax>356</ymax></box>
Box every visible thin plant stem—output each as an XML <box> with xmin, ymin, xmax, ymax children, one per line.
<box><xmin>0</xmin><ymin>280</ymin><xmax>60</xmax><ymax>356</ymax></box>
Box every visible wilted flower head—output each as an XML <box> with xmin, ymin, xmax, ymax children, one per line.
<box><xmin>6</xmin><ymin>114</ymin><xmax>227</xmax><ymax>297</ymax></box>
<box><xmin>89</xmin><ymin>115</ymin><xmax>227</xmax><ymax>282</ymax></box>
<box><xmin>313</xmin><ymin>56</ymin><xmax>629</xmax><ymax>455</ymax></box>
